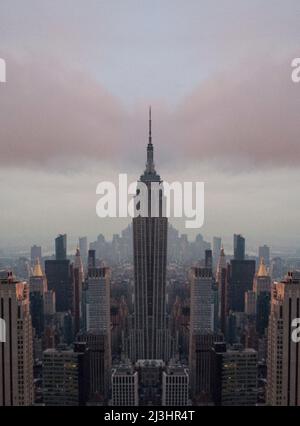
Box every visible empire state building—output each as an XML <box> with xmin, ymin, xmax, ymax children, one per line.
<box><xmin>130</xmin><ymin>108</ymin><xmax>172</xmax><ymax>362</ymax></box>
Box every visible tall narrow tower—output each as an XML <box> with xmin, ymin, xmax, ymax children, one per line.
<box><xmin>0</xmin><ymin>271</ymin><xmax>34</xmax><ymax>406</ymax></box>
<box><xmin>73</xmin><ymin>248</ymin><xmax>84</xmax><ymax>335</ymax></box>
<box><xmin>131</xmin><ymin>108</ymin><xmax>171</xmax><ymax>362</ymax></box>
<box><xmin>216</xmin><ymin>247</ymin><xmax>228</xmax><ymax>335</ymax></box>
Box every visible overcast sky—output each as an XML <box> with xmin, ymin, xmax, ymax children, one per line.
<box><xmin>0</xmin><ymin>0</ymin><xmax>300</xmax><ymax>254</ymax></box>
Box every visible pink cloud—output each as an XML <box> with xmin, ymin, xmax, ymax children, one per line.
<box><xmin>0</xmin><ymin>51</ymin><xmax>298</xmax><ymax>170</ymax></box>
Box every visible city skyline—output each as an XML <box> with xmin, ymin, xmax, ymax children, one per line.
<box><xmin>1</xmin><ymin>107</ymin><xmax>300</xmax><ymax>407</ymax></box>
<box><xmin>1</xmin><ymin>0</ymin><xmax>300</xmax><ymax>412</ymax></box>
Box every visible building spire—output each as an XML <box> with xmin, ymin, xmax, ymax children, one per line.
<box><xmin>257</xmin><ymin>257</ymin><xmax>268</xmax><ymax>277</ymax></box>
<box><xmin>146</xmin><ymin>107</ymin><xmax>154</xmax><ymax>173</ymax></box>
<box><xmin>32</xmin><ymin>257</ymin><xmax>43</xmax><ymax>277</ymax></box>
<box><xmin>149</xmin><ymin>106</ymin><xmax>152</xmax><ymax>145</ymax></box>
<box><xmin>141</xmin><ymin>107</ymin><xmax>160</xmax><ymax>182</ymax></box>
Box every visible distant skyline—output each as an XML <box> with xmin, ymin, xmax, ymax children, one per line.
<box><xmin>0</xmin><ymin>1</ymin><xmax>300</xmax><ymax>250</ymax></box>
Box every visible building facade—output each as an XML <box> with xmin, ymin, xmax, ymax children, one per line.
<box><xmin>43</xmin><ymin>345</ymin><xmax>89</xmax><ymax>406</ymax></box>
<box><xmin>267</xmin><ymin>271</ymin><xmax>300</xmax><ymax>406</ymax></box>
<box><xmin>0</xmin><ymin>271</ymin><xmax>34</xmax><ymax>406</ymax></box>
<box><xmin>162</xmin><ymin>363</ymin><xmax>189</xmax><ymax>406</ymax></box>
<box><xmin>130</xmin><ymin>109</ymin><xmax>171</xmax><ymax>362</ymax></box>
<box><xmin>211</xmin><ymin>343</ymin><xmax>258</xmax><ymax>406</ymax></box>
<box><xmin>112</xmin><ymin>362</ymin><xmax>139</xmax><ymax>406</ymax></box>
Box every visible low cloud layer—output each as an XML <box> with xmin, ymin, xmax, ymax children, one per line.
<box><xmin>0</xmin><ymin>53</ymin><xmax>126</xmax><ymax>168</ymax></box>
<box><xmin>174</xmin><ymin>54</ymin><xmax>300</xmax><ymax>168</ymax></box>
<box><xmin>0</xmin><ymin>51</ymin><xmax>299</xmax><ymax>171</ymax></box>
<box><xmin>0</xmin><ymin>1</ymin><xmax>299</xmax><ymax>249</ymax></box>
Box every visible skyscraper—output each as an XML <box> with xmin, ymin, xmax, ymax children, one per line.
<box><xmin>216</xmin><ymin>247</ymin><xmax>228</xmax><ymax>335</ymax></box>
<box><xmin>73</xmin><ymin>248</ymin><xmax>84</xmax><ymax>335</ymax></box>
<box><xmin>212</xmin><ymin>237</ymin><xmax>222</xmax><ymax>269</ymax></box>
<box><xmin>189</xmin><ymin>265</ymin><xmax>214</xmax><ymax>335</ymax></box>
<box><xmin>43</xmin><ymin>344</ymin><xmax>89</xmax><ymax>406</ymax></box>
<box><xmin>79</xmin><ymin>237</ymin><xmax>88</xmax><ymax>265</ymax></box>
<box><xmin>254</xmin><ymin>257</ymin><xmax>271</xmax><ymax>294</ymax></box>
<box><xmin>44</xmin><ymin>290</ymin><xmax>56</xmax><ymax>317</ymax></box>
<box><xmin>267</xmin><ymin>271</ymin><xmax>300</xmax><ymax>406</ymax></box>
<box><xmin>29</xmin><ymin>258</ymin><xmax>48</xmax><ymax>339</ymax></box>
<box><xmin>77</xmin><ymin>332</ymin><xmax>111</xmax><ymax>403</ymax></box>
<box><xmin>189</xmin><ymin>333</ymin><xmax>223</xmax><ymax>402</ymax></box>
<box><xmin>30</xmin><ymin>245</ymin><xmax>42</xmax><ymax>266</ymax></box>
<box><xmin>258</xmin><ymin>245</ymin><xmax>270</xmax><ymax>267</ymax></box>
<box><xmin>55</xmin><ymin>234</ymin><xmax>67</xmax><ymax>261</ymax></box>
<box><xmin>245</xmin><ymin>290</ymin><xmax>256</xmax><ymax>317</ymax></box>
<box><xmin>112</xmin><ymin>361</ymin><xmax>139</xmax><ymax>406</ymax></box>
<box><xmin>253</xmin><ymin>257</ymin><xmax>271</xmax><ymax>337</ymax></box>
<box><xmin>234</xmin><ymin>234</ymin><xmax>245</xmax><ymax>261</ymax></box>
<box><xmin>130</xmin><ymin>108</ymin><xmax>171</xmax><ymax>362</ymax></box>
<box><xmin>162</xmin><ymin>362</ymin><xmax>189</xmax><ymax>406</ymax></box>
<box><xmin>45</xmin><ymin>258</ymin><xmax>73</xmax><ymax>312</ymax></box>
<box><xmin>82</xmin><ymin>252</ymin><xmax>111</xmax><ymax>402</ymax></box>
<box><xmin>85</xmin><ymin>264</ymin><xmax>110</xmax><ymax>335</ymax></box>
<box><xmin>228</xmin><ymin>236</ymin><xmax>256</xmax><ymax>312</ymax></box>
<box><xmin>271</xmin><ymin>257</ymin><xmax>285</xmax><ymax>281</ymax></box>
<box><xmin>45</xmin><ymin>235</ymin><xmax>73</xmax><ymax>312</ymax></box>
<box><xmin>0</xmin><ymin>271</ymin><xmax>34</xmax><ymax>406</ymax></box>
<box><xmin>189</xmin><ymin>251</ymin><xmax>219</xmax><ymax>402</ymax></box>
<box><xmin>211</xmin><ymin>343</ymin><xmax>258</xmax><ymax>406</ymax></box>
